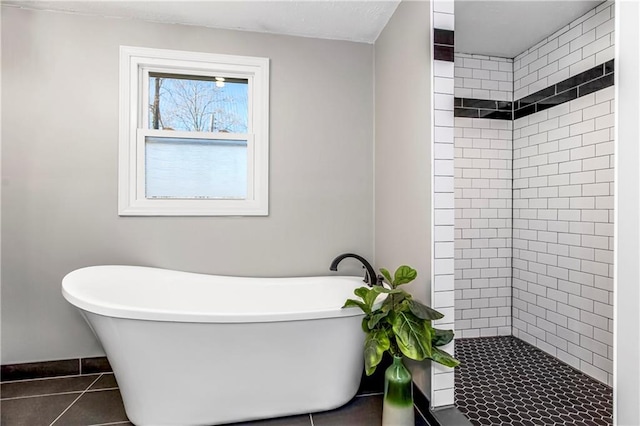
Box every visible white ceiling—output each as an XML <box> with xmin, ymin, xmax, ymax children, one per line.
<box><xmin>2</xmin><ymin>0</ymin><xmax>401</xmax><ymax>44</ymax></box>
<box><xmin>455</xmin><ymin>0</ymin><xmax>604</xmax><ymax>58</ymax></box>
<box><xmin>4</xmin><ymin>0</ymin><xmax>604</xmax><ymax>57</ymax></box>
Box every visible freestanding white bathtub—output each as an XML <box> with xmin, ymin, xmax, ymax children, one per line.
<box><xmin>62</xmin><ymin>265</ymin><xmax>370</xmax><ymax>426</ymax></box>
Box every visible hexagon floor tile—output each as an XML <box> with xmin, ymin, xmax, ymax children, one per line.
<box><xmin>454</xmin><ymin>336</ymin><xmax>612</xmax><ymax>426</ymax></box>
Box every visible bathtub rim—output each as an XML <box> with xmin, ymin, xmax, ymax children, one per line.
<box><xmin>62</xmin><ymin>265</ymin><xmax>382</xmax><ymax>324</ymax></box>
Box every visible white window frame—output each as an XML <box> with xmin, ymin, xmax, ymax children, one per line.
<box><xmin>118</xmin><ymin>46</ymin><xmax>269</xmax><ymax>216</ymax></box>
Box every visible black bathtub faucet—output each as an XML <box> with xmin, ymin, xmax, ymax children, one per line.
<box><xmin>329</xmin><ymin>253</ymin><xmax>380</xmax><ymax>287</ymax></box>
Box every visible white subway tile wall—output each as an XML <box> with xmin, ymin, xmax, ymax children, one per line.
<box><xmin>454</xmin><ymin>53</ymin><xmax>513</xmax><ymax>101</ymax></box>
<box><xmin>432</xmin><ymin>0</ymin><xmax>455</xmax><ymax>408</ymax></box>
<box><xmin>512</xmin><ymin>85</ymin><xmax>614</xmax><ymax>386</ymax></box>
<box><xmin>513</xmin><ymin>1</ymin><xmax>614</xmax><ymax>100</ymax></box>
<box><xmin>454</xmin><ymin>54</ymin><xmax>513</xmax><ymax>339</ymax></box>
<box><xmin>453</xmin><ymin>117</ymin><xmax>513</xmax><ymax>339</ymax></box>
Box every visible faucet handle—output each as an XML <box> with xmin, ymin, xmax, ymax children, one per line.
<box><xmin>362</xmin><ymin>268</ymin><xmax>382</xmax><ymax>287</ymax></box>
<box><xmin>362</xmin><ymin>266</ymin><xmax>371</xmax><ymax>285</ymax></box>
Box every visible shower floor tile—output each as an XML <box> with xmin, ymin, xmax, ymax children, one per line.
<box><xmin>455</xmin><ymin>336</ymin><xmax>613</xmax><ymax>426</ymax></box>
<box><xmin>1</xmin><ymin>373</ymin><xmax>430</xmax><ymax>426</ymax></box>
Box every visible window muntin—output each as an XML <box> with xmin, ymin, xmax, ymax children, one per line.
<box><xmin>119</xmin><ymin>47</ymin><xmax>269</xmax><ymax>216</ymax></box>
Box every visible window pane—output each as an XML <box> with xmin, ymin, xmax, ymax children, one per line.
<box><xmin>148</xmin><ymin>73</ymin><xmax>248</xmax><ymax>133</ymax></box>
<box><xmin>145</xmin><ymin>137</ymin><xmax>247</xmax><ymax>199</ymax></box>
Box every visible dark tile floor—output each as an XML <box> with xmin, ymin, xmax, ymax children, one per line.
<box><xmin>0</xmin><ymin>373</ymin><xmax>430</xmax><ymax>426</ymax></box>
<box><xmin>455</xmin><ymin>336</ymin><xmax>613</xmax><ymax>426</ymax></box>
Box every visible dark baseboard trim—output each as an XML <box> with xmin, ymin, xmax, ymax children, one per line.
<box><xmin>412</xmin><ymin>382</ymin><xmax>472</xmax><ymax>426</ymax></box>
<box><xmin>412</xmin><ymin>383</ymin><xmax>440</xmax><ymax>425</ymax></box>
<box><xmin>430</xmin><ymin>405</ymin><xmax>473</xmax><ymax>426</ymax></box>
<box><xmin>1</xmin><ymin>356</ymin><xmax>112</xmax><ymax>382</ymax></box>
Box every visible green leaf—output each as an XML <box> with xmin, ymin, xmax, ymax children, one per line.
<box><xmin>361</xmin><ymin>317</ymin><xmax>369</xmax><ymax>333</ymax></box>
<box><xmin>432</xmin><ymin>328</ymin><xmax>454</xmax><ymax>347</ymax></box>
<box><xmin>408</xmin><ymin>299</ymin><xmax>444</xmax><ymax>320</ymax></box>
<box><xmin>368</xmin><ymin>310</ymin><xmax>390</xmax><ymax>329</ymax></box>
<box><xmin>362</xmin><ymin>289</ymin><xmax>378</xmax><ymax>309</ymax></box>
<box><xmin>349</xmin><ymin>286</ymin><xmax>382</xmax><ymax>313</ymax></box>
<box><xmin>364</xmin><ymin>330</ymin><xmax>390</xmax><ymax>376</ymax></box>
<box><xmin>379</xmin><ymin>268</ymin><xmax>393</xmax><ymax>285</ymax></box>
<box><xmin>390</xmin><ymin>311</ymin><xmax>432</xmax><ymax>360</ymax></box>
<box><xmin>376</xmin><ymin>287</ymin><xmax>402</xmax><ymax>294</ymax></box>
<box><xmin>342</xmin><ymin>299</ymin><xmax>369</xmax><ymax>314</ymax></box>
<box><xmin>393</xmin><ymin>265</ymin><xmax>417</xmax><ymax>286</ymax></box>
<box><xmin>430</xmin><ymin>347</ymin><xmax>460</xmax><ymax>368</ymax></box>
<box><xmin>354</xmin><ymin>287</ymin><xmax>369</xmax><ymax>300</ymax></box>
<box><xmin>381</xmin><ymin>290</ymin><xmax>408</xmax><ymax>314</ymax></box>
<box><xmin>365</xmin><ymin>287</ymin><xmax>384</xmax><ymax>309</ymax></box>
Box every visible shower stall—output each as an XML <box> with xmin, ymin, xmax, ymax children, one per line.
<box><xmin>432</xmin><ymin>1</ymin><xmax>615</xmax><ymax>424</ymax></box>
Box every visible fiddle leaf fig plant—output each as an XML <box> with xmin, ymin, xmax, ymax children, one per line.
<box><xmin>343</xmin><ymin>265</ymin><xmax>459</xmax><ymax>375</ymax></box>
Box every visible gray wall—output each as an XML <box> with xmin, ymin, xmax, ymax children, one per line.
<box><xmin>1</xmin><ymin>6</ymin><xmax>374</xmax><ymax>363</ymax></box>
<box><xmin>374</xmin><ymin>0</ymin><xmax>432</xmax><ymax>393</ymax></box>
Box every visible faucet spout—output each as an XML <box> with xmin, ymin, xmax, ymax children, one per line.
<box><xmin>329</xmin><ymin>253</ymin><xmax>379</xmax><ymax>287</ymax></box>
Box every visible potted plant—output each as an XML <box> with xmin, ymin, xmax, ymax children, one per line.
<box><xmin>343</xmin><ymin>265</ymin><xmax>459</xmax><ymax>426</ymax></box>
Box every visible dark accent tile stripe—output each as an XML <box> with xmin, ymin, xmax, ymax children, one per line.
<box><xmin>2</xmin><ymin>356</ymin><xmax>112</xmax><ymax>382</ymax></box>
<box><xmin>434</xmin><ymin>29</ymin><xmax>454</xmax><ymax>46</ymax></box>
<box><xmin>434</xmin><ymin>28</ymin><xmax>454</xmax><ymax>62</ymax></box>
<box><xmin>556</xmin><ymin>63</ymin><xmax>604</xmax><ymax>93</ymax></box>
<box><xmin>605</xmin><ymin>59</ymin><xmax>614</xmax><ymax>74</ymax></box>
<box><xmin>514</xmin><ymin>60</ymin><xmax>615</xmax><ymax>119</ymax></box>
<box><xmin>536</xmin><ymin>88</ymin><xmax>578</xmax><ymax>113</ymax></box>
<box><xmin>454</xmin><ymin>108</ymin><xmax>479</xmax><ymax>118</ymax></box>
<box><xmin>514</xmin><ymin>104</ymin><xmax>535</xmax><ymax>120</ymax></box>
<box><xmin>434</xmin><ymin>45</ymin><xmax>454</xmax><ymax>62</ymax></box>
<box><xmin>516</xmin><ymin>86</ymin><xmax>556</xmax><ymax>109</ymax></box>
<box><xmin>578</xmin><ymin>72</ymin><xmax>615</xmax><ymax>97</ymax></box>
<box><xmin>461</xmin><ymin>98</ymin><xmax>497</xmax><ymax>109</ymax></box>
<box><xmin>479</xmin><ymin>109</ymin><xmax>512</xmax><ymax>120</ymax></box>
<box><xmin>454</xmin><ymin>98</ymin><xmax>513</xmax><ymax>120</ymax></box>
<box><xmin>496</xmin><ymin>101</ymin><xmax>512</xmax><ymax>111</ymax></box>
<box><xmin>460</xmin><ymin>98</ymin><xmax>513</xmax><ymax>112</ymax></box>
<box><xmin>455</xmin><ymin>61</ymin><xmax>614</xmax><ymax>121</ymax></box>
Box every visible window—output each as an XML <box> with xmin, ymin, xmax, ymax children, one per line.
<box><xmin>119</xmin><ymin>46</ymin><xmax>269</xmax><ymax>216</ymax></box>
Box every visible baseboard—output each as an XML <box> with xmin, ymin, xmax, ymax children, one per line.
<box><xmin>1</xmin><ymin>356</ymin><xmax>112</xmax><ymax>382</ymax></box>
<box><xmin>412</xmin><ymin>382</ymin><xmax>472</xmax><ymax>426</ymax></box>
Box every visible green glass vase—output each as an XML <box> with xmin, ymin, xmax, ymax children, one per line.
<box><xmin>382</xmin><ymin>355</ymin><xmax>414</xmax><ymax>426</ymax></box>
